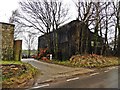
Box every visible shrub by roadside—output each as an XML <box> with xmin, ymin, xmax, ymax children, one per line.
<box><xmin>1</xmin><ymin>61</ymin><xmax>38</xmax><ymax>88</ymax></box>
<box><xmin>39</xmin><ymin>54</ymin><xmax>120</xmax><ymax>68</ymax></box>
<box><xmin>69</xmin><ymin>54</ymin><xmax>120</xmax><ymax>68</ymax></box>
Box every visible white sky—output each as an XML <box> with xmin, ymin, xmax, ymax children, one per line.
<box><xmin>0</xmin><ymin>0</ymin><xmax>119</xmax><ymax>50</ymax></box>
<box><xmin>0</xmin><ymin>0</ymin><xmax>20</xmax><ymax>23</ymax></box>
<box><xmin>0</xmin><ymin>0</ymin><xmax>76</xmax><ymax>23</ymax></box>
<box><xmin>0</xmin><ymin>0</ymin><xmax>76</xmax><ymax>50</ymax></box>
<box><xmin>0</xmin><ymin>0</ymin><xmax>119</xmax><ymax>23</ymax></box>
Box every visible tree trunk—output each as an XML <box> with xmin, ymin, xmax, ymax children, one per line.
<box><xmin>99</xmin><ymin>22</ymin><xmax>104</xmax><ymax>55</ymax></box>
<box><xmin>114</xmin><ymin>25</ymin><xmax>117</xmax><ymax>55</ymax></box>
<box><xmin>117</xmin><ymin>1</ymin><xmax>120</xmax><ymax>57</ymax></box>
<box><xmin>117</xmin><ymin>16</ymin><xmax>120</xmax><ymax>56</ymax></box>
<box><xmin>55</xmin><ymin>24</ymin><xmax>59</xmax><ymax>59</ymax></box>
<box><xmin>85</xmin><ymin>22</ymin><xmax>89</xmax><ymax>54</ymax></box>
<box><xmin>46</xmin><ymin>33</ymin><xmax>50</xmax><ymax>50</ymax></box>
<box><xmin>80</xmin><ymin>24</ymin><xmax>84</xmax><ymax>54</ymax></box>
<box><xmin>28</xmin><ymin>49</ymin><xmax>31</xmax><ymax>58</ymax></box>
<box><xmin>28</xmin><ymin>42</ymin><xmax>30</xmax><ymax>57</ymax></box>
<box><xmin>117</xmin><ymin>26</ymin><xmax>120</xmax><ymax>56</ymax></box>
<box><xmin>104</xmin><ymin>3</ymin><xmax>109</xmax><ymax>56</ymax></box>
<box><xmin>94</xmin><ymin>2</ymin><xmax>99</xmax><ymax>54</ymax></box>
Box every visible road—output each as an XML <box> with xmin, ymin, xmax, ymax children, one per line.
<box><xmin>21</xmin><ymin>59</ymin><xmax>93</xmax><ymax>86</ymax></box>
<box><xmin>31</xmin><ymin>66</ymin><xmax>119</xmax><ymax>89</ymax></box>
<box><xmin>22</xmin><ymin>59</ymin><xmax>119</xmax><ymax>89</ymax></box>
<box><xmin>46</xmin><ymin>67</ymin><xmax>119</xmax><ymax>88</ymax></box>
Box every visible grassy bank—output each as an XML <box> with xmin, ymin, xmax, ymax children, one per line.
<box><xmin>1</xmin><ymin>61</ymin><xmax>38</xmax><ymax>88</ymax></box>
<box><xmin>0</xmin><ymin>60</ymin><xmax>23</xmax><ymax>65</ymax></box>
<box><xmin>40</xmin><ymin>55</ymin><xmax>120</xmax><ymax>68</ymax></box>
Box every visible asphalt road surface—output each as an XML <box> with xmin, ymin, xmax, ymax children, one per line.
<box><xmin>46</xmin><ymin>67</ymin><xmax>119</xmax><ymax>88</ymax></box>
<box><xmin>31</xmin><ymin>66</ymin><xmax>119</xmax><ymax>89</ymax></box>
<box><xmin>22</xmin><ymin>59</ymin><xmax>119</xmax><ymax>89</ymax></box>
<box><xmin>22</xmin><ymin>58</ymin><xmax>93</xmax><ymax>85</ymax></box>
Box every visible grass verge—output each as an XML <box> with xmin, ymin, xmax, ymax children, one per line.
<box><xmin>0</xmin><ymin>60</ymin><xmax>23</xmax><ymax>65</ymax></box>
<box><xmin>1</xmin><ymin>61</ymin><xmax>38</xmax><ymax>88</ymax></box>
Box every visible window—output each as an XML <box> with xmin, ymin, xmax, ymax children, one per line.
<box><xmin>96</xmin><ymin>42</ymin><xmax>101</xmax><ymax>47</ymax></box>
<box><xmin>91</xmin><ymin>41</ymin><xmax>94</xmax><ymax>47</ymax></box>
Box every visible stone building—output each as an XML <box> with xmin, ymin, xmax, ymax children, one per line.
<box><xmin>38</xmin><ymin>20</ymin><xmax>104</xmax><ymax>60</ymax></box>
<box><xmin>0</xmin><ymin>22</ymin><xmax>14</xmax><ymax>60</ymax></box>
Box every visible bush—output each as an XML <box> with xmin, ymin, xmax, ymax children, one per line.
<box><xmin>69</xmin><ymin>54</ymin><xmax>119</xmax><ymax>68</ymax></box>
<box><xmin>37</xmin><ymin>48</ymin><xmax>51</xmax><ymax>60</ymax></box>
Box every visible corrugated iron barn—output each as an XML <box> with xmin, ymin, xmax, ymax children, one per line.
<box><xmin>38</xmin><ymin>20</ymin><xmax>104</xmax><ymax>60</ymax></box>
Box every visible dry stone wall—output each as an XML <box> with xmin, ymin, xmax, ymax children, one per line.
<box><xmin>0</xmin><ymin>24</ymin><xmax>2</xmax><ymax>61</ymax></box>
<box><xmin>0</xmin><ymin>22</ymin><xmax>14</xmax><ymax>60</ymax></box>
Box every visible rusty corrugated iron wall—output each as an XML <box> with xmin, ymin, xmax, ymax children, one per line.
<box><xmin>38</xmin><ymin>20</ymin><xmax>104</xmax><ymax>60</ymax></box>
<box><xmin>14</xmin><ymin>40</ymin><xmax>22</xmax><ymax>61</ymax></box>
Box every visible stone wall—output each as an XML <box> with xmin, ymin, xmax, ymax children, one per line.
<box><xmin>0</xmin><ymin>23</ymin><xmax>2</xmax><ymax>90</ymax></box>
<box><xmin>0</xmin><ymin>22</ymin><xmax>14</xmax><ymax>60</ymax></box>
<box><xmin>0</xmin><ymin>24</ymin><xmax>2</xmax><ymax>61</ymax></box>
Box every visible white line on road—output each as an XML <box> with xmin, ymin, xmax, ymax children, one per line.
<box><xmin>104</xmin><ymin>70</ymin><xmax>109</xmax><ymax>72</ymax></box>
<box><xmin>66</xmin><ymin>77</ymin><xmax>79</xmax><ymax>82</ymax></box>
<box><xmin>108</xmin><ymin>67</ymin><xmax>116</xmax><ymax>70</ymax></box>
<box><xmin>30</xmin><ymin>84</ymin><xmax>50</xmax><ymax>89</ymax></box>
<box><xmin>90</xmin><ymin>73</ymin><xmax>99</xmax><ymax>76</ymax></box>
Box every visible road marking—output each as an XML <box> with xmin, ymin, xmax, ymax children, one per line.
<box><xmin>90</xmin><ymin>73</ymin><xmax>99</xmax><ymax>76</ymax></box>
<box><xmin>66</xmin><ymin>77</ymin><xmax>79</xmax><ymax>82</ymax></box>
<box><xmin>108</xmin><ymin>67</ymin><xmax>116</xmax><ymax>70</ymax></box>
<box><xmin>31</xmin><ymin>84</ymin><xmax>49</xmax><ymax>89</ymax></box>
<box><xmin>104</xmin><ymin>70</ymin><xmax>109</xmax><ymax>72</ymax></box>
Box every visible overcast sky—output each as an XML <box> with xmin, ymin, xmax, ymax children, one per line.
<box><xmin>0</xmin><ymin>0</ymin><xmax>20</xmax><ymax>23</ymax></box>
<box><xmin>0</xmin><ymin>0</ymin><xmax>119</xmax><ymax>23</ymax></box>
<box><xmin>0</xmin><ymin>0</ymin><xmax>76</xmax><ymax>23</ymax></box>
<box><xmin>0</xmin><ymin>0</ymin><xmax>118</xmax><ymax>23</ymax></box>
<box><xmin>0</xmin><ymin>0</ymin><xmax>77</xmax><ymax>50</ymax></box>
<box><xmin>0</xmin><ymin>0</ymin><xmax>119</xmax><ymax>50</ymax></box>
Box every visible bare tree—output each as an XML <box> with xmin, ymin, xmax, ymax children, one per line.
<box><xmin>75</xmin><ymin>1</ymin><xmax>94</xmax><ymax>24</ymax></box>
<box><xmin>9</xmin><ymin>10</ymin><xmax>25</xmax><ymax>40</ymax></box>
<box><xmin>117</xmin><ymin>1</ymin><xmax>120</xmax><ymax>57</ymax></box>
<box><xmin>17</xmin><ymin>0</ymin><xmax>52</xmax><ymax>33</ymax></box>
<box><xmin>50</xmin><ymin>0</ymin><xmax>69</xmax><ymax>57</ymax></box>
<box><xmin>75</xmin><ymin>1</ymin><xmax>115</xmax><ymax>55</ymax></box>
<box><xmin>99</xmin><ymin>2</ymin><xmax>113</xmax><ymax>55</ymax></box>
<box><xmin>112</xmin><ymin>1</ymin><xmax>120</xmax><ymax>56</ymax></box>
<box><xmin>9</xmin><ymin>9</ymin><xmax>39</xmax><ymax>53</ymax></box>
<box><xmin>92</xmin><ymin>2</ymin><xmax>117</xmax><ymax>55</ymax></box>
<box><xmin>93</xmin><ymin>2</ymin><xmax>100</xmax><ymax>54</ymax></box>
<box><xmin>17</xmin><ymin>0</ymin><xmax>69</xmax><ymax>58</ymax></box>
<box><xmin>18</xmin><ymin>0</ymin><xmax>69</xmax><ymax>36</ymax></box>
<box><xmin>74</xmin><ymin>0</ymin><xmax>95</xmax><ymax>54</ymax></box>
<box><xmin>23</xmin><ymin>32</ymin><xmax>36</xmax><ymax>57</ymax></box>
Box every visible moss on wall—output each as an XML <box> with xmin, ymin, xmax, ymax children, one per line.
<box><xmin>0</xmin><ymin>22</ymin><xmax>14</xmax><ymax>60</ymax></box>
